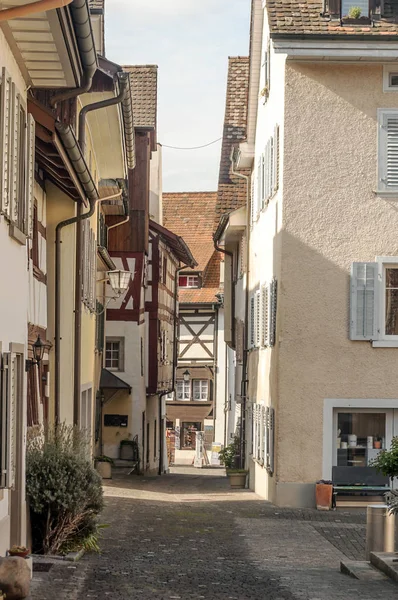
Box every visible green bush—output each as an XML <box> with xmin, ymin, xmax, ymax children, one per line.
<box><xmin>218</xmin><ymin>437</ymin><xmax>240</xmax><ymax>469</ymax></box>
<box><xmin>347</xmin><ymin>6</ymin><xmax>362</xmax><ymax>17</ymax></box>
<box><xmin>26</xmin><ymin>424</ymin><xmax>104</xmax><ymax>555</ymax></box>
<box><xmin>370</xmin><ymin>436</ymin><xmax>398</xmax><ymax>482</ymax></box>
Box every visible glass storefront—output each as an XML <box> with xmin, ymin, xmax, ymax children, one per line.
<box><xmin>336</xmin><ymin>411</ymin><xmax>386</xmax><ymax>468</ymax></box>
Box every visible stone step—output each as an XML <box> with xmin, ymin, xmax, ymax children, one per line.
<box><xmin>340</xmin><ymin>560</ymin><xmax>390</xmax><ymax>581</ymax></box>
<box><xmin>370</xmin><ymin>552</ymin><xmax>398</xmax><ymax>583</ymax></box>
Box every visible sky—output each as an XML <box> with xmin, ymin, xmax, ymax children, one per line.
<box><xmin>104</xmin><ymin>0</ymin><xmax>251</xmax><ymax>192</ymax></box>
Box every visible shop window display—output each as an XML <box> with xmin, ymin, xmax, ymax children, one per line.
<box><xmin>336</xmin><ymin>412</ymin><xmax>386</xmax><ymax>468</ymax></box>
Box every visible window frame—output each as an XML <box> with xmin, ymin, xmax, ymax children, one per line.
<box><xmin>105</xmin><ymin>337</ymin><xmax>125</xmax><ymax>371</ymax></box>
<box><xmin>377</xmin><ymin>108</ymin><xmax>398</xmax><ymax>196</ymax></box>
<box><xmin>176</xmin><ymin>379</ymin><xmax>191</xmax><ymax>401</ymax></box>
<box><xmin>378</xmin><ymin>257</ymin><xmax>398</xmax><ymax>342</ymax></box>
<box><xmin>192</xmin><ymin>379</ymin><xmax>209</xmax><ymax>401</ymax></box>
<box><xmin>178</xmin><ymin>274</ymin><xmax>200</xmax><ymax>289</ymax></box>
<box><xmin>383</xmin><ymin>66</ymin><xmax>398</xmax><ymax>93</ymax></box>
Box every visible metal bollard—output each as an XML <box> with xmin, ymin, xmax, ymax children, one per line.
<box><xmin>365</xmin><ymin>504</ymin><xmax>395</xmax><ymax>560</ymax></box>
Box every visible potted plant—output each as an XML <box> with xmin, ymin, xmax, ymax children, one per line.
<box><xmin>219</xmin><ymin>439</ymin><xmax>248</xmax><ymax>489</ymax></box>
<box><xmin>374</xmin><ymin>435</ymin><xmax>382</xmax><ymax>449</ymax></box>
<box><xmin>8</xmin><ymin>545</ymin><xmax>30</xmax><ymax>558</ymax></box>
<box><xmin>94</xmin><ymin>455</ymin><xmax>114</xmax><ymax>479</ymax></box>
<box><xmin>342</xmin><ymin>6</ymin><xmax>370</xmax><ymax>22</ymax></box>
<box><xmin>371</xmin><ymin>437</ymin><xmax>398</xmax><ymax>482</ymax></box>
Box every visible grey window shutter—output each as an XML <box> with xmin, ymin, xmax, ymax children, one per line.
<box><xmin>386</xmin><ymin>116</ymin><xmax>398</xmax><ymax>189</ymax></box>
<box><xmin>25</xmin><ymin>113</ymin><xmax>35</xmax><ymax>237</ymax></box>
<box><xmin>350</xmin><ymin>262</ymin><xmax>378</xmax><ymax>340</ymax></box>
<box><xmin>250</xmin><ymin>174</ymin><xmax>255</xmax><ymax>226</ymax></box>
<box><xmin>0</xmin><ymin>351</ymin><xmax>6</xmax><ymax>488</ymax></box>
<box><xmin>255</xmin><ymin>290</ymin><xmax>261</xmax><ymax>347</ymax></box>
<box><xmin>2</xmin><ymin>352</ymin><xmax>16</xmax><ymax>488</ymax></box>
<box><xmin>261</xmin><ymin>284</ymin><xmax>269</xmax><ymax>346</ymax></box>
<box><xmin>10</xmin><ymin>84</ymin><xmax>20</xmax><ymax>225</ymax></box>
<box><xmin>266</xmin><ymin>407</ymin><xmax>275</xmax><ymax>475</ymax></box>
<box><xmin>269</xmin><ymin>278</ymin><xmax>278</xmax><ymax>347</ymax></box>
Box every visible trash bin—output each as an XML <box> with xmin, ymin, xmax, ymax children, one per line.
<box><xmin>365</xmin><ymin>504</ymin><xmax>395</xmax><ymax>560</ymax></box>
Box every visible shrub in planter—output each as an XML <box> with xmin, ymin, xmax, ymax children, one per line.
<box><xmin>218</xmin><ymin>437</ymin><xmax>240</xmax><ymax>469</ymax></box>
<box><xmin>370</xmin><ymin>436</ymin><xmax>398</xmax><ymax>515</ymax></box>
<box><xmin>26</xmin><ymin>424</ymin><xmax>104</xmax><ymax>555</ymax></box>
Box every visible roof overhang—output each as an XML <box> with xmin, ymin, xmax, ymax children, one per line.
<box><xmin>28</xmin><ymin>96</ymin><xmax>97</xmax><ymax>202</ymax></box>
<box><xmin>79</xmin><ymin>89</ymin><xmax>127</xmax><ymax>180</ymax></box>
<box><xmin>150</xmin><ymin>219</ymin><xmax>197</xmax><ymax>268</ymax></box>
<box><xmin>0</xmin><ymin>1</ymin><xmax>91</xmax><ymax>88</ymax></box>
<box><xmin>273</xmin><ymin>38</ymin><xmax>398</xmax><ymax>61</ymax></box>
<box><xmin>214</xmin><ymin>206</ymin><xmax>246</xmax><ymax>246</ymax></box>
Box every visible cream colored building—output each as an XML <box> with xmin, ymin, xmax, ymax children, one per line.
<box><xmin>219</xmin><ymin>0</ymin><xmax>398</xmax><ymax>507</ymax></box>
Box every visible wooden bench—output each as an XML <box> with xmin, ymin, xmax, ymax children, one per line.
<box><xmin>332</xmin><ymin>467</ymin><xmax>390</xmax><ymax>507</ymax></box>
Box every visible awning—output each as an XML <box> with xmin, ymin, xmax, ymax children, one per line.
<box><xmin>100</xmin><ymin>368</ymin><xmax>131</xmax><ymax>393</ymax></box>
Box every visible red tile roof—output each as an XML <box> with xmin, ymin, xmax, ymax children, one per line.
<box><xmin>163</xmin><ymin>192</ymin><xmax>221</xmax><ymax>305</ymax></box>
<box><xmin>215</xmin><ymin>57</ymin><xmax>250</xmax><ymax>229</ymax></box>
<box><xmin>267</xmin><ymin>0</ymin><xmax>398</xmax><ymax>36</ymax></box>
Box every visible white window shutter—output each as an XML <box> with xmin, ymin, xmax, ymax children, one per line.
<box><xmin>257</xmin><ymin>158</ymin><xmax>262</xmax><ymax>218</ymax></box>
<box><xmin>270</xmin><ymin>135</ymin><xmax>275</xmax><ymax>194</ymax></box>
<box><xmin>0</xmin><ymin>68</ymin><xmax>11</xmax><ymax>217</ymax></box>
<box><xmin>10</xmin><ymin>84</ymin><xmax>20</xmax><ymax>225</ymax></box>
<box><xmin>350</xmin><ymin>262</ymin><xmax>378</xmax><ymax>340</ymax></box>
<box><xmin>250</xmin><ymin>174</ymin><xmax>255</xmax><ymax>226</ymax></box>
<box><xmin>261</xmin><ymin>283</ymin><xmax>269</xmax><ymax>346</ymax></box>
<box><xmin>386</xmin><ymin>116</ymin><xmax>398</xmax><ymax>189</ymax></box>
<box><xmin>269</xmin><ymin>278</ymin><xmax>278</xmax><ymax>347</ymax></box>
<box><xmin>255</xmin><ymin>290</ymin><xmax>261</xmax><ymax>347</ymax></box>
<box><xmin>250</xmin><ymin>295</ymin><xmax>255</xmax><ymax>347</ymax></box>
<box><xmin>273</xmin><ymin>125</ymin><xmax>279</xmax><ymax>193</ymax></box>
<box><xmin>25</xmin><ymin>113</ymin><xmax>35</xmax><ymax>237</ymax></box>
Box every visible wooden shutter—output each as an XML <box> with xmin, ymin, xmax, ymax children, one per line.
<box><xmin>255</xmin><ymin>290</ymin><xmax>261</xmax><ymax>347</ymax></box>
<box><xmin>266</xmin><ymin>407</ymin><xmax>275</xmax><ymax>475</ymax></box>
<box><xmin>2</xmin><ymin>352</ymin><xmax>16</xmax><ymax>488</ymax></box>
<box><xmin>0</xmin><ymin>68</ymin><xmax>11</xmax><ymax>217</ymax></box>
<box><xmin>327</xmin><ymin>0</ymin><xmax>341</xmax><ymax>16</ymax></box>
<box><xmin>10</xmin><ymin>84</ymin><xmax>20</xmax><ymax>225</ymax></box>
<box><xmin>350</xmin><ymin>262</ymin><xmax>378</xmax><ymax>340</ymax></box>
<box><xmin>0</xmin><ymin>351</ymin><xmax>6</xmax><ymax>488</ymax></box>
<box><xmin>261</xmin><ymin>284</ymin><xmax>269</xmax><ymax>346</ymax></box>
<box><xmin>250</xmin><ymin>295</ymin><xmax>255</xmax><ymax>347</ymax></box>
<box><xmin>25</xmin><ymin>113</ymin><xmax>35</xmax><ymax>237</ymax></box>
<box><xmin>273</xmin><ymin>125</ymin><xmax>279</xmax><ymax>193</ymax></box>
<box><xmin>269</xmin><ymin>278</ymin><xmax>278</xmax><ymax>347</ymax></box>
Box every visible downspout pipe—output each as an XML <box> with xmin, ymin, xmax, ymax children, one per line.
<box><xmin>230</xmin><ymin>156</ymin><xmax>250</xmax><ymax>470</ymax></box>
<box><xmin>0</xmin><ymin>0</ymin><xmax>72</xmax><ymax>21</ymax></box>
<box><xmin>50</xmin><ymin>0</ymin><xmax>98</xmax><ymax>107</ymax></box>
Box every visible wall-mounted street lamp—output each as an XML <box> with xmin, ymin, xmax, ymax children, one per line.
<box><xmin>107</xmin><ymin>269</ymin><xmax>131</xmax><ymax>297</ymax></box>
<box><xmin>26</xmin><ymin>335</ymin><xmax>51</xmax><ymax>371</ymax></box>
<box><xmin>183</xmin><ymin>369</ymin><xmax>190</xmax><ymax>382</ymax></box>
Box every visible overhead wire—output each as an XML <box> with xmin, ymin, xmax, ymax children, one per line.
<box><xmin>161</xmin><ymin>137</ymin><xmax>222</xmax><ymax>150</ymax></box>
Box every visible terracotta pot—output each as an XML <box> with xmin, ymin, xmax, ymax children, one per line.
<box><xmin>374</xmin><ymin>441</ymin><xmax>382</xmax><ymax>449</ymax></box>
<box><xmin>95</xmin><ymin>461</ymin><xmax>112</xmax><ymax>479</ymax></box>
<box><xmin>315</xmin><ymin>483</ymin><xmax>333</xmax><ymax>511</ymax></box>
<box><xmin>8</xmin><ymin>549</ymin><xmax>30</xmax><ymax>558</ymax></box>
<box><xmin>228</xmin><ymin>472</ymin><xmax>247</xmax><ymax>489</ymax></box>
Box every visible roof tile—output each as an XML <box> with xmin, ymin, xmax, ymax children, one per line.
<box><xmin>123</xmin><ymin>65</ymin><xmax>158</xmax><ymax>130</ymax></box>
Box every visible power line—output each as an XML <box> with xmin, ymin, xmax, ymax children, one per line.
<box><xmin>161</xmin><ymin>137</ymin><xmax>222</xmax><ymax>150</ymax></box>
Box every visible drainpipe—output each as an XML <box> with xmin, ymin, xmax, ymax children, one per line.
<box><xmin>72</xmin><ymin>72</ymin><xmax>129</xmax><ymax>424</ymax></box>
<box><xmin>0</xmin><ymin>0</ymin><xmax>72</xmax><ymax>21</ymax></box>
<box><xmin>50</xmin><ymin>0</ymin><xmax>97</xmax><ymax>107</ymax></box>
<box><xmin>230</xmin><ymin>158</ymin><xmax>250</xmax><ymax>470</ymax></box>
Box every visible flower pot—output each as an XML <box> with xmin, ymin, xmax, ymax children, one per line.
<box><xmin>315</xmin><ymin>483</ymin><xmax>332</xmax><ymax>511</ymax></box>
<box><xmin>227</xmin><ymin>472</ymin><xmax>247</xmax><ymax>489</ymax></box>
<box><xmin>95</xmin><ymin>461</ymin><xmax>112</xmax><ymax>479</ymax></box>
<box><xmin>374</xmin><ymin>441</ymin><xmax>382</xmax><ymax>449</ymax></box>
<box><xmin>8</xmin><ymin>549</ymin><xmax>30</xmax><ymax>558</ymax></box>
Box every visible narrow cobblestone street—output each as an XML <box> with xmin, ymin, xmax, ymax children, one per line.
<box><xmin>29</xmin><ymin>468</ymin><xmax>397</xmax><ymax>600</ymax></box>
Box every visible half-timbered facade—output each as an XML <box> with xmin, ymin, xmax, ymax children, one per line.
<box><xmin>163</xmin><ymin>192</ymin><xmax>222</xmax><ymax>464</ymax></box>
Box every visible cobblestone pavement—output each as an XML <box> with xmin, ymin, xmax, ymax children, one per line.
<box><xmin>29</xmin><ymin>467</ymin><xmax>398</xmax><ymax>600</ymax></box>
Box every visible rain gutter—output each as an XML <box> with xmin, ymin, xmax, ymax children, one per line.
<box><xmin>50</xmin><ymin>0</ymin><xmax>98</xmax><ymax>107</ymax></box>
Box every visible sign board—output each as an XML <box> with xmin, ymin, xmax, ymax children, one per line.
<box><xmin>211</xmin><ymin>442</ymin><xmax>222</xmax><ymax>466</ymax></box>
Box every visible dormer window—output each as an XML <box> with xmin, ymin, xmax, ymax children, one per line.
<box><xmin>327</xmin><ymin>0</ymin><xmax>375</xmax><ymax>21</ymax></box>
<box><xmin>179</xmin><ymin>274</ymin><xmax>200</xmax><ymax>288</ymax></box>
<box><xmin>341</xmin><ymin>0</ymin><xmax>369</xmax><ymax>18</ymax></box>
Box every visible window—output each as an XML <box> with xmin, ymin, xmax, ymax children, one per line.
<box><xmin>80</xmin><ymin>387</ymin><xmax>93</xmax><ymax>454</ymax></box>
<box><xmin>250</xmin><ymin>404</ymin><xmax>274</xmax><ymax>473</ymax></box>
<box><xmin>0</xmin><ymin>69</ymin><xmax>35</xmax><ymax>240</ymax></box>
<box><xmin>252</xmin><ymin>126</ymin><xmax>279</xmax><ymax>224</ymax></box>
<box><xmin>192</xmin><ymin>380</ymin><xmax>209</xmax><ymax>401</ymax></box>
<box><xmin>350</xmin><ymin>258</ymin><xmax>398</xmax><ymax>345</ymax></box>
<box><xmin>160</xmin><ymin>329</ymin><xmax>168</xmax><ymax>364</ymax></box>
<box><xmin>335</xmin><ymin>411</ymin><xmax>386</xmax><ymax>468</ymax></box>
<box><xmin>341</xmin><ymin>0</ymin><xmax>369</xmax><ymax>17</ymax></box>
<box><xmin>377</xmin><ymin>109</ymin><xmax>398</xmax><ymax>195</ymax></box>
<box><xmin>105</xmin><ymin>337</ymin><xmax>124</xmax><ymax>371</ymax></box>
<box><xmin>249</xmin><ymin>279</ymin><xmax>277</xmax><ymax>349</ymax></box>
<box><xmin>32</xmin><ymin>203</ymin><xmax>39</xmax><ymax>268</ymax></box>
<box><xmin>179</xmin><ymin>275</ymin><xmax>199</xmax><ymax>288</ymax></box>
<box><xmin>1</xmin><ymin>351</ymin><xmax>23</xmax><ymax>488</ymax></box>
<box><xmin>181</xmin><ymin>422</ymin><xmax>201</xmax><ymax>449</ymax></box>
<box><xmin>95</xmin><ymin>301</ymin><xmax>105</xmax><ymax>352</ymax></box>
<box><xmin>176</xmin><ymin>379</ymin><xmax>190</xmax><ymax>401</ymax></box>
<box><xmin>383</xmin><ymin>67</ymin><xmax>398</xmax><ymax>92</ymax></box>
